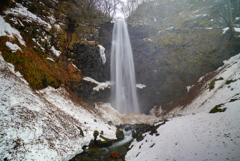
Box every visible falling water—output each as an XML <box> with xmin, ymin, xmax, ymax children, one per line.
<box><xmin>110</xmin><ymin>19</ymin><xmax>139</xmax><ymax>114</ymax></box>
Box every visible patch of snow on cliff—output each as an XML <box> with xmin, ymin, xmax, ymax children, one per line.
<box><xmin>4</xmin><ymin>3</ymin><xmax>51</xmax><ymax>29</ymax></box>
<box><xmin>98</xmin><ymin>45</ymin><xmax>106</xmax><ymax>64</ymax></box>
<box><xmin>223</xmin><ymin>27</ymin><xmax>240</xmax><ymax>34</ymax></box>
<box><xmin>136</xmin><ymin>84</ymin><xmax>146</xmax><ymax>89</ymax></box>
<box><xmin>83</xmin><ymin>77</ymin><xmax>112</xmax><ymax>91</ymax></box>
<box><xmin>46</xmin><ymin>57</ymin><xmax>54</xmax><ymax>62</ymax></box>
<box><xmin>5</xmin><ymin>41</ymin><xmax>22</xmax><ymax>52</ymax></box>
<box><xmin>50</xmin><ymin>46</ymin><xmax>61</xmax><ymax>57</ymax></box>
<box><xmin>186</xmin><ymin>84</ymin><xmax>194</xmax><ymax>92</ymax></box>
<box><xmin>32</xmin><ymin>38</ymin><xmax>45</xmax><ymax>51</ymax></box>
<box><xmin>72</xmin><ymin>63</ymin><xmax>80</xmax><ymax>71</ymax></box>
<box><xmin>0</xmin><ymin>16</ymin><xmax>25</xmax><ymax>46</ymax></box>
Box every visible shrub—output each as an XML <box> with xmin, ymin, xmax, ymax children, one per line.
<box><xmin>209</xmin><ymin>104</ymin><xmax>227</xmax><ymax>113</ymax></box>
<box><xmin>225</xmin><ymin>79</ymin><xmax>236</xmax><ymax>84</ymax></box>
<box><xmin>209</xmin><ymin>77</ymin><xmax>223</xmax><ymax>90</ymax></box>
<box><xmin>93</xmin><ymin>130</ymin><xmax>99</xmax><ymax>141</ymax></box>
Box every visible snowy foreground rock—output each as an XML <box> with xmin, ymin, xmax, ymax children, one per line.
<box><xmin>0</xmin><ymin>53</ymin><xmax>159</xmax><ymax>160</ymax></box>
<box><xmin>126</xmin><ymin>54</ymin><xmax>240</xmax><ymax>161</ymax></box>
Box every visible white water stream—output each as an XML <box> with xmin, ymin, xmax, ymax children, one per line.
<box><xmin>110</xmin><ymin>19</ymin><xmax>140</xmax><ymax>114</ymax></box>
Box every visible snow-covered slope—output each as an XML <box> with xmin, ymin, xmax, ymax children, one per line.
<box><xmin>126</xmin><ymin>53</ymin><xmax>240</xmax><ymax>161</ymax></box>
<box><xmin>0</xmin><ymin>53</ymin><xmax>118</xmax><ymax>160</ymax></box>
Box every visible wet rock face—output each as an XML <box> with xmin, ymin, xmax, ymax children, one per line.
<box><xmin>127</xmin><ymin>23</ymin><xmax>234</xmax><ymax>113</ymax></box>
<box><xmin>70</xmin><ymin>43</ymin><xmax>110</xmax><ymax>104</ymax></box>
<box><xmin>71</xmin><ymin>43</ymin><xmax>105</xmax><ymax>80</ymax></box>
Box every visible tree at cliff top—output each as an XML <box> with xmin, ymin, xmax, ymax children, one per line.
<box><xmin>212</xmin><ymin>0</ymin><xmax>240</xmax><ymax>38</ymax></box>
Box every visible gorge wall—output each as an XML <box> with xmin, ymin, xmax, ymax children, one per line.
<box><xmin>1</xmin><ymin>0</ymin><xmax>239</xmax><ymax>114</ymax></box>
<box><xmin>98</xmin><ymin>0</ymin><xmax>240</xmax><ymax>113</ymax></box>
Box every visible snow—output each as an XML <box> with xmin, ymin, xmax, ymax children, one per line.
<box><xmin>0</xmin><ymin>53</ymin><xmax>159</xmax><ymax>160</ymax></box>
<box><xmin>186</xmin><ymin>84</ymin><xmax>194</xmax><ymax>92</ymax></box>
<box><xmin>0</xmin><ymin>54</ymin><xmax>118</xmax><ymax>160</ymax></box>
<box><xmin>0</xmin><ymin>16</ymin><xmax>25</xmax><ymax>46</ymax></box>
<box><xmin>126</xmin><ymin>53</ymin><xmax>240</xmax><ymax>161</ymax></box>
<box><xmin>50</xmin><ymin>46</ymin><xmax>61</xmax><ymax>57</ymax></box>
<box><xmin>206</xmin><ymin>27</ymin><xmax>213</xmax><ymax>29</ymax></box>
<box><xmin>72</xmin><ymin>63</ymin><xmax>80</xmax><ymax>71</ymax></box>
<box><xmin>46</xmin><ymin>57</ymin><xmax>54</xmax><ymax>62</ymax></box>
<box><xmin>235</xmin><ymin>28</ymin><xmax>240</xmax><ymax>32</ymax></box>
<box><xmin>83</xmin><ymin>77</ymin><xmax>112</xmax><ymax>91</ymax></box>
<box><xmin>4</xmin><ymin>3</ymin><xmax>51</xmax><ymax>29</ymax></box>
<box><xmin>222</xmin><ymin>27</ymin><xmax>240</xmax><ymax>34</ymax></box>
<box><xmin>32</xmin><ymin>38</ymin><xmax>45</xmax><ymax>51</ymax></box>
<box><xmin>98</xmin><ymin>45</ymin><xmax>106</xmax><ymax>64</ymax></box>
<box><xmin>126</xmin><ymin>101</ymin><xmax>240</xmax><ymax>161</ymax></box>
<box><xmin>38</xmin><ymin>86</ymin><xmax>117</xmax><ymax>140</ymax></box>
<box><xmin>166</xmin><ymin>26</ymin><xmax>174</xmax><ymax>30</ymax></box>
<box><xmin>5</xmin><ymin>41</ymin><xmax>22</xmax><ymax>52</ymax></box>
<box><xmin>194</xmin><ymin>14</ymin><xmax>207</xmax><ymax>18</ymax></box>
<box><xmin>136</xmin><ymin>84</ymin><xmax>146</xmax><ymax>89</ymax></box>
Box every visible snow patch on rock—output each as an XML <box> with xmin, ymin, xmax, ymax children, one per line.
<box><xmin>50</xmin><ymin>46</ymin><xmax>61</xmax><ymax>57</ymax></box>
<box><xmin>0</xmin><ymin>16</ymin><xmax>25</xmax><ymax>46</ymax></box>
<box><xmin>98</xmin><ymin>45</ymin><xmax>106</xmax><ymax>64</ymax></box>
<box><xmin>5</xmin><ymin>41</ymin><xmax>22</xmax><ymax>52</ymax></box>
<box><xmin>83</xmin><ymin>77</ymin><xmax>112</xmax><ymax>91</ymax></box>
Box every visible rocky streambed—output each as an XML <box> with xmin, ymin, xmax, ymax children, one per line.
<box><xmin>70</xmin><ymin>122</ymin><xmax>166</xmax><ymax>161</ymax></box>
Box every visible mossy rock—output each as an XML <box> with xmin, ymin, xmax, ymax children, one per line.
<box><xmin>88</xmin><ymin>139</ymin><xmax>95</xmax><ymax>148</ymax></box>
<box><xmin>136</xmin><ymin>134</ymin><xmax>144</xmax><ymax>142</ymax></box>
<box><xmin>116</xmin><ymin>130</ymin><xmax>124</xmax><ymax>140</ymax></box>
<box><xmin>96</xmin><ymin>135</ymin><xmax>112</xmax><ymax>147</ymax></box>
<box><xmin>209</xmin><ymin>104</ymin><xmax>227</xmax><ymax>113</ymax></box>
<box><xmin>132</xmin><ymin>131</ymin><xmax>138</xmax><ymax>138</ymax></box>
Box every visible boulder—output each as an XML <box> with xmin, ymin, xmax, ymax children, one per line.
<box><xmin>116</xmin><ymin>130</ymin><xmax>124</xmax><ymax>140</ymax></box>
<box><xmin>110</xmin><ymin>152</ymin><xmax>120</xmax><ymax>158</ymax></box>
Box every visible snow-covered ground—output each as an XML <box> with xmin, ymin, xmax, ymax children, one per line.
<box><xmin>0</xmin><ymin>52</ymin><xmax>119</xmax><ymax>160</ymax></box>
<box><xmin>126</xmin><ymin>53</ymin><xmax>240</xmax><ymax>161</ymax></box>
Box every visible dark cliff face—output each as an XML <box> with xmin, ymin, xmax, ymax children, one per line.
<box><xmin>69</xmin><ymin>22</ymin><xmax>114</xmax><ymax>105</ymax></box>
<box><xmin>70</xmin><ymin>42</ymin><xmax>110</xmax><ymax>105</ymax></box>
<box><xmin>128</xmin><ymin>25</ymin><xmax>232</xmax><ymax>113</ymax></box>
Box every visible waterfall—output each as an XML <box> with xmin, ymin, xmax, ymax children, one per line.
<box><xmin>110</xmin><ymin>19</ymin><xmax>140</xmax><ymax>114</ymax></box>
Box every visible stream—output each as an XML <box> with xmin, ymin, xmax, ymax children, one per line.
<box><xmin>70</xmin><ymin>130</ymin><xmax>133</xmax><ymax>161</ymax></box>
<box><xmin>70</xmin><ymin>123</ymin><xmax>164</xmax><ymax>161</ymax></box>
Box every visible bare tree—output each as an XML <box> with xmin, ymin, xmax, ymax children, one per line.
<box><xmin>218</xmin><ymin>0</ymin><xmax>240</xmax><ymax>36</ymax></box>
<box><xmin>121</xmin><ymin>0</ymin><xmax>139</xmax><ymax>17</ymax></box>
<box><xmin>97</xmin><ymin>0</ymin><xmax>120</xmax><ymax>20</ymax></box>
<box><xmin>120</xmin><ymin>0</ymin><xmax>151</xmax><ymax>18</ymax></box>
